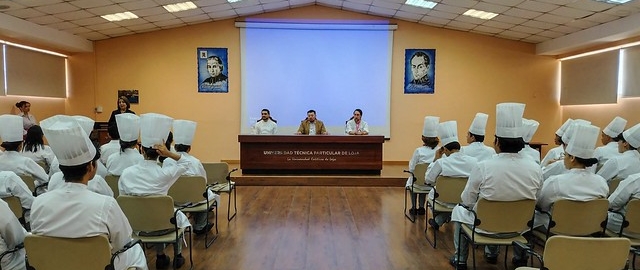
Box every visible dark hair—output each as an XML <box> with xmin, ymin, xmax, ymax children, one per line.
<box><xmin>175</xmin><ymin>144</ymin><xmax>190</xmax><ymax>152</ymax></box>
<box><xmin>119</xmin><ymin>140</ymin><xmax>137</xmax><ymax>153</ymax></box>
<box><xmin>307</xmin><ymin>109</ymin><xmax>316</xmax><ymax>115</ymax></box>
<box><xmin>411</xmin><ymin>51</ymin><xmax>430</xmax><ymax>65</ymax></box>
<box><xmin>556</xmin><ymin>134</ymin><xmax>565</xmax><ymax>145</ymax></box>
<box><xmin>23</xmin><ymin>125</ymin><xmax>45</xmax><ymax>153</ymax></box>
<box><xmin>610</xmin><ymin>133</ymin><xmax>622</xmax><ymax>142</ymax></box>
<box><xmin>1</xmin><ymin>141</ymin><xmax>22</xmax><ymax>151</ymax></box>
<box><xmin>257</xmin><ymin>109</ymin><xmax>277</xmax><ymax>123</ymax></box>
<box><xmin>207</xmin><ymin>56</ymin><xmax>224</xmax><ymax>71</ymax></box>
<box><xmin>444</xmin><ymin>141</ymin><xmax>461</xmax><ymax>151</ymax></box>
<box><xmin>142</xmin><ymin>146</ymin><xmax>160</xmax><ymax>160</ymax></box>
<box><xmin>159</xmin><ymin>132</ymin><xmax>173</xmax><ymax>163</ymax></box>
<box><xmin>574</xmin><ymin>156</ymin><xmax>599</xmax><ymax>167</ymax></box>
<box><xmin>469</xmin><ymin>132</ymin><xmax>485</xmax><ymax>143</ymax></box>
<box><xmin>422</xmin><ymin>136</ymin><xmax>439</xmax><ymax>149</ymax></box>
<box><xmin>15</xmin><ymin>101</ymin><xmax>29</xmax><ymax>108</ymax></box>
<box><xmin>60</xmin><ymin>146</ymin><xmax>101</xmax><ymax>182</ymax></box>
<box><xmin>354</xmin><ymin>109</ymin><xmax>363</xmax><ymax>116</ymax></box>
<box><xmin>494</xmin><ymin>136</ymin><xmax>525</xmax><ymax>153</ymax></box>
<box><xmin>107</xmin><ymin>125</ymin><xmax>120</xmax><ymax>140</ymax></box>
<box><xmin>620</xmin><ymin>134</ymin><xmax>637</xmax><ymax>150</ymax></box>
<box><xmin>117</xmin><ymin>96</ymin><xmax>131</xmax><ymax>110</ymax></box>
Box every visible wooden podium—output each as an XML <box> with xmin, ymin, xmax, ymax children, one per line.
<box><xmin>238</xmin><ymin>135</ymin><xmax>384</xmax><ymax>175</ymax></box>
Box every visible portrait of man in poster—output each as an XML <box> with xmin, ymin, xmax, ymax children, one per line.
<box><xmin>198</xmin><ymin>48</ymin><xmax>229</xmax><ymax>93</ymax></box>
<box><xmin>404</xmin><ymin>49</ymin><xmax>436</xmax><ymax>94</ymax></box>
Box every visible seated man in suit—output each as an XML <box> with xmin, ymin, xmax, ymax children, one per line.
<box><xmin>296</xmin><ymin>110</ymin><xmax>327</xmax><ymax>135</ymax></box>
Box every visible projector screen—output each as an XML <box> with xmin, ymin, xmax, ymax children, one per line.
<box><xmin>238</xmin><ymin>21</ymin><xmax>396</xmax><ymax>137</ymax></box>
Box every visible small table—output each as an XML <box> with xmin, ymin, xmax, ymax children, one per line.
<box><xmin>529</xmin><ymin>142</ymin><xmax>549</xmax><ymax>159</ymax></box>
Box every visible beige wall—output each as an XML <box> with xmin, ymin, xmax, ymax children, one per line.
<box><xmin>5</xmin><ymin>5</ymin><xmax>563</xmax><ymax>161</ymax></box>
<box><xmin>562</xmin><ymin>98</ymin><xmax>640</xmax><ymax>140</ymax></box>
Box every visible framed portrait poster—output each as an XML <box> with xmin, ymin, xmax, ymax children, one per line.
<box><xmin>404</xmin><ymin>49</ymin><xmax>436</xmax><ymax>94</ymax></box>
<box><xmin>197</xmin><ymin>48</ymin><xmax>229</xmax><ymax>93</ymax></box>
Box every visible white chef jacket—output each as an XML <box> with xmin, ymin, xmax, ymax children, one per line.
<box><xmin>20</xmin><ymin>145</ymin><xmax>56</xmax><ymax>172</ymax></box>
<box><xmin>48</xmin><ymin>172</ymin><xmax>114</xmax><ymax>197</ymax></box>
<box><xmin>0</xmin><ymin>200</ymin><xmax>26</xmax><ymax>270</ymax></box>
<box><xmin>100</xmin><ymin>140</ymin><xmax>121</xmax><ymax>165</ymax></box>
<box><xmin>106</xmin><ymin>148</ymin><xmax>144</xmax><ymax>176</ymax></box>
<box><xmin>541</xmin><ymin>145</ymin><xmax>564</xmax><ymax>167</ymax></box>
<box><xmin>252</xmin><ymin>119</ymin><xmax>278</xmax><ymax>135</ymax></box>
<box><xmin>345</xmin><ymin>119</ymin><xmax>369</xmax><ymax>135</ymax></box>
<box><xmin>594</xmin><ymin>142</ymin><xmax>621</xmax><ymax>167</ymax></box>
<box><xmin>608</xmin><ymin>173</ymin><xmax>640</xmax><ymax>235</ymax></box>
<box><xmin>119</xmin><ymin>157</ymin><xmax>191</xmax><ymax>228</ymax></box>
<box><xmin>534</xmin><ymin>169</ymin><xmax>609</xmax><ymax>229</ymax></box>
<box><xmin>425</xmin><ymin>152</ymin><xmax>477</xmax><ymax>203</ymax></box>
<box><xmin>597</xmin><ymin>150</ymin><xmax>640</xmax><ymax>182</ymax></box>
<box><xmin>0</xmin><ymin>171</ymin><xmax>34</xmax><ymax>216</ymax></box>
<box><xmin>177</xmin><ymin>152</ymin><xmax>219</xmax><ymax>206</ymax></box>
<box><xmin>0</xmin><ymin>151</ymin><xmax>49</xmax><ymax>187</ymax></box>
<box><xmin>451</xmin><ymin>153</ymin><xmax>543</xmax><ymax>228</ymax></box>
<box><xmin>30</xmin><ymin>183</ymin><xmax>148</xmax><ymax>270</ymax></box>
<box><xmin>519</xmin><ymin>145</ymin><xmax>541</xmax><ymax>165</ymax></box>
<box><xmin>406</xmin><ymin>146</ymin><xmax>437</xmax><ymax>187</ymax></box>
<box><xmin>461</xmin><ymin>142</ymin><xmax>496</xmax><ymax>162</ymax></box>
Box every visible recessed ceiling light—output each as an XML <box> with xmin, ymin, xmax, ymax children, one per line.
<box><xmin>463</xmin><ymin>9</ymin><xmax>499</xmax><ymax>20</ymax></box>
<box><xmin>595</xmin><ymin>0</ymin><xmax>633</xmax><ymax>4</ymax></box>
<box><xmin>101</xmin><ymin>12</ymin><xmax>138</xmax><ymax>22</ymax></box>
<box><xmin>163</xmin><ymin>1</ymin><xmax>198</xmax><ymax>12</ymax></box>
<box><xmin>404</xmin><ymin>0</ymin><xmax>437</xmax><ymax>9</ymax></box>
<box><xmin>228</xmin><ymin>0</ymin><xmax>242</xmax><ymax>3</ymax></box>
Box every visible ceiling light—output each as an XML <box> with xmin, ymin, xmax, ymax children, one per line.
<box><xmin>404</xmin><ymin>0</ymin><xmax>437</xmax><ymax>9</ymax></box>
<box><xmin>228</xmin><ymin>0</ymin><xmax>242</xmax><ymax>3</ymax></box>
<box><xmin>463</xmin><ymin>9</ymin><xmax>498</xmax><ymax>20</ymax></box>
<box><xmin>163</xmin><ymin>1</ymin><xmax>198</xmax><ymax>12</ymax></box>
<box><xmin>101</xmin><ymin>12</ymin><xmax>138</xmax><ymax>22</ymax></box>
<box><xmin>595</xmin><ymin>0</ymin><xmax>633</xmax><ymax>4</ymax></box>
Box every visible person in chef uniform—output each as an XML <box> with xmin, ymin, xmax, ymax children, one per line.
<box><xmin>406</xmin><ymin>116</ymin><xmax>439</xmax><ymax>216</ymax></box>
<box><xmin>519</xmin><ymin>119</ymin><xmax>541</xmax><ymax>164</ymax></box>
<box><xmin>594</xmin><ymin>116</ymin><xmax>627</xmax><ymax>168</ymax></box>
<box><xmin>118</xmin><ymin>113</ymin><xmax>191</xmax><ymax>269</ymax></box>
<box><xmin>542</xmin><ymin>120</ymin><xmax>592</xmax><ymax>181</ymax></box>
<box><xmin>0</xmin><ymin>199</ymin><xmax>27</xmax><ymax>270</ymax></box>
<box><xmin>597</xmin><ymin>123</ymin><xmax>640</xmax><ymax>182</ymax></box>
<box><xmin>107</xmin><ymin>113</ymin><xmax>143</xmax><ymax>176</ymax></box>
<box><xmin>449</xmin><ymin>103</ymin><xmax>542</xmax><ymax>269</ymax></box>
<box><xmin>460</xmin><ymin>113</ymin><xmax>496</xmax><ymax>161</ymax></box>
<box><xmin>541</xmin><ymin>119</ymin><xmax>573</xmax><ymax>167</ymax></box>
<box><xmin>31</xmin><ymin>116</ymin><xmax>148</xmax><ymax>270</ymax></box>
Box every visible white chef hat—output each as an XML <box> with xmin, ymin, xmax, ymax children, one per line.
<box><xmin>422</xmin><ymin>116</ymin><xmax>439</xmax><ymax>137</ymax></box>
<box><xmin>603</xmin><ymin>116</ymin><xmax>627</xmax><ymax>138</ymax></box>
<box><xmin>41</xmin><ymin>115</ymin><xmax>96</xmax><ymax>166</ymax></box>
<box><xmin>173</xmin><ymin>120</ymin><xmax>197</xmax><ymax>146</ymax></box>
<box><xmin>562</xmin><ymin>119</ymin><xmax>591</xmax><ymax>145</ymax></box>
<box><xmin>140</xmin><ymin>113</ymin><xmax>173</xmax><ymax>148</ymax></box>
<box><xmin>116</xmin><ymin>113</ymin><xmax>140</xmax><ymax>142</ymax></box>
<box><xmin>469</xmin><ymin>113</ymin><xmax>488</xmax><ymax>136</ymax></box>
<box><xmin>438</xmin><ymin>121</ymin><xmax>458</xmax><ymax>146</ymax></box>
<box><xmin>495</xmin><ymin>103</ymin><xmax>525</xmax><ymax>138</ymax></box>
<box><xmin>0</xmin><ymin>115</ymin><xmax>24</xmax><ymax>142</ymax></box>
<box><xmin>72</xmin><ymin>115</ymin><xmax>95</xmax><ymax>136</ymax></box>
<box><xmin>521</xmin><ymin>119</ymin><xmax>540</xmax><ymax>143</ymax></box>
<box><xmin>555</xmin><ymin>119</ymin><xmax>573</xmax><ymax>136</ymax></box>
<box><xmin>565</xmin><ymin>124</ymin><xmax>600</xmax><ymax>159</ymax></box>
<box><xmin>622</xmin><ymin>123</ymin><xmax>640</xmax><ymax>149</ymax></box>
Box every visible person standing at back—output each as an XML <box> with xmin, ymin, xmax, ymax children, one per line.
<box><xmin>460</xmin><ymin>113</ymin><xmax>496</xmax><ymax>161</ymax></box>
<box><xmin>296</xmin><ymin>110</ymin><xmax>327</xmax><ymax>135</ymax></box>
<box><xmin>107</xmin><ymin>96</ymin><xmax>135</xmax><ymax>129</ymax></box>
<box><xmin>16</xmin><ymin>100</ymin><xmax>37</xmax><ymax>137</ymax></box>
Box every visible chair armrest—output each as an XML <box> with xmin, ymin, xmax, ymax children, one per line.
<box><xmin>403</xmin><ymin>170</ymin><xmax>416</xmax><ymax>185</ymax></box>
<box><xmin>512</xmin><ymin>241</ymin><xmax>544</xmax><ymax>269</ymax></box>
<box><xmin>111</xmin><ymin>239</ymin><xmax>143</xmax><ymax>267</ymax></box>
<box><xmin>0</xmin><ymin>242</ymin><xmax>24</xmax><ymax>260</ymax></box>
<box><xmin>458</xmin><ymin>203</ymin><xmax>480</xmax><ymax>226</ymax></box>
<box><xmin>33</xmin><ymin>182</ymin><xmax>49</xmax><ymax>196</ymax></box>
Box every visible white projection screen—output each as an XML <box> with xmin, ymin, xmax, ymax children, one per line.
<box><xmin>237</xmin><ymin>21</ymin><xmax>396</xmax><ymax>138</ymax></box>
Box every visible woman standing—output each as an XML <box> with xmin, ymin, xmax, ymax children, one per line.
<box><xmin>107</xmin><ymin>96</ymin><xmax>135</xmax><ymax>128</ymax></box>
<box><xmin>16</xmin><ymin>101</ymin><xmax>37</xmax><ymax>137</ymax></box>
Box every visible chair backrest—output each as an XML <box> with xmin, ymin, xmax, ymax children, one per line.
<box><xmin>36</xmin><ymin>160</ymin><xmax>49</xmax><ymax>174</ymax></box>
<box><xmin>24</xmin><ymin>234</ymin><xmax>112</xmax><ymax>270</ymax></box>
<box><xmin>413</xmin><ymin>163</ymin><xmax>429</xmax><ymax>184</ymax></box>
<box><xmin>168</xmin><ymin>176</ymin><xmax>208</xmax><ymax>205</ymax></box>
<box><xmin>1</xmin><ymin>196</ymin><xmax>23</xmax><ymax>220</ymax></box>
<box><xmin>116</xmin><ymin>195</ymin><xmax>176</xmax><ymax>232</ymax></box>
<box><xmin>105</xmin><ymin>175</ymin><xmax>119</xmax><ymax>198</ymax></box>
<box><xmin>434</xmin><ymin>176</ymin><xmax>468</xmax><ymax>204</ymax></box>
<box><xmin>608</xmin><ymin>178</ymin><xmax>622</xmax><ymax>196</ymax></box>
<box><xmin>622</xmin><ymin>199</ymin><xmax>640</xmax><ymax>235</ymax></box>
<box><xmin>549</xmin><ymin>198</ymin><xmax>609</xmax><ymax>236</ymax></box>
<box><xmin>202</xmin><ymin>162</ymin><xmax>229</xmax><ymax>186</ymax></box>
<box><xmin>542</xmin><ymin>235</ymin><xmax>630</xmax><ymax>270</ymax></box>
<box><xmin>18</xmin><ymin>174</ymin><xmax>35</xmax><ymax>193</ymax></box>
<box><xmin>475</xmin><ymin>198</ymin><xmax>536</xmax><ymax>233</ymax></box>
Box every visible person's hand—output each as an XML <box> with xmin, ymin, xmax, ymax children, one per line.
<box><xmin>153</xmin><ymin>142</ymin><xmax>171</xmax><ymax>157</ymax></box>
<box><xmin>295</xmin><ymin>132</ymin><xmax>302</xmax><ymax>135</ymax></box>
